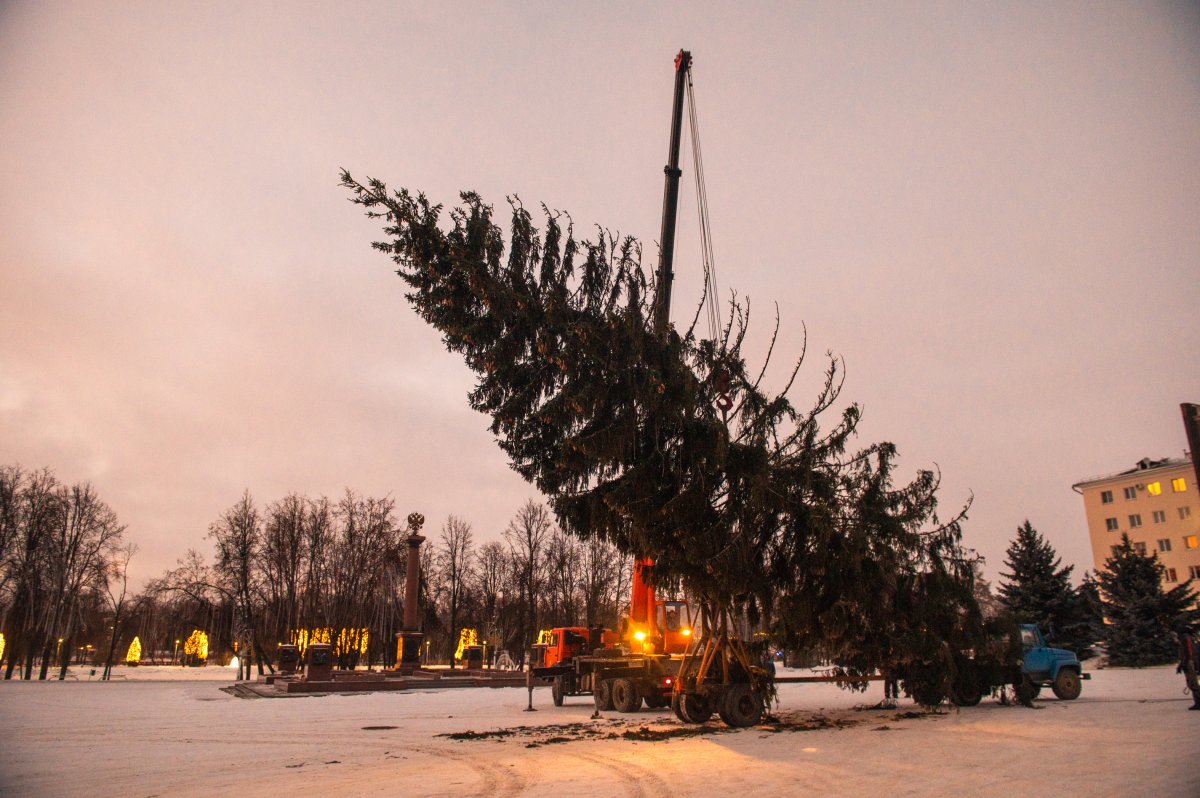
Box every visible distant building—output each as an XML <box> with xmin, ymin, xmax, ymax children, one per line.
<box><xmin>1073</xmin><ymin>457</ymin><xmax>1200</xmax><ymax>586</ymax></box>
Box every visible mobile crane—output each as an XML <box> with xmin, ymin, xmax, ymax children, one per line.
<box><xmin>531</xmin><ymin>52</ymin><xmax>771</xmax><ymax>727</ymax></box>
<box><xmin>532</xmin><ymin>557</ymin><xmax>695</xmax><ymax>710</ymax></box>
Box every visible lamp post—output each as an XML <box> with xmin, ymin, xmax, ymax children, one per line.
<box><xmin>173</xmin><ymin>639</ymin><xmax>180</xmax><ymax>665</ymax></box>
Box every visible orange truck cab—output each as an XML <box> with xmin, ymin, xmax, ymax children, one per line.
<box><xmin>541</xmin><ymin>627</ymin><xmax>591</xmax><ymax>669</ymax></box>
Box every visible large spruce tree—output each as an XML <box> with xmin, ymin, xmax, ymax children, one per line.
<box><xmin>998</xmin><ymin>520</ymin><xmax>1095</xmax><ymax>657</ymax></box>
<box><xmin>342</xmin><ymin>175</ymin><xmax>982</xmax><ymax>683</ymax></box>
<box><xmin>1096</xmin><ymin>534</ymin><xmax>1197</xmax><ymax>667</ymax></box>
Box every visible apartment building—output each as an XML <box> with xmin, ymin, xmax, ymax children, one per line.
<box><xmin>1073</xmin><ymin>457</ymin><xmax>1200</xmax><ymax>586</ymax></box>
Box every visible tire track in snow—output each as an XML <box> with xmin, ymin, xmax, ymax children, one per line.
<box><xmin>570</xmin><ymin>749</ymin><xmax>676</xmax><ymax>798</ymax></box>
<box><xmin>409</xmin><ymin>743</ymin><xmax>532</xmax><ymax>796</ymax></box>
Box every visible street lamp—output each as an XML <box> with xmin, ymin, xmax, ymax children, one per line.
<box><xmin>173</xmin><ymin>639</ymin><xmax>180</xmax><ymax>665</ymax></box>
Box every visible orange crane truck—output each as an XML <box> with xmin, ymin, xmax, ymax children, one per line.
<box><xmin>532</xmin><ymin>558</ymin><xmax>695</xmax><ymax>710</ymax></box>
<box><xmin>535</xmin><ymin>50</ymin><xmax>776</xmax><ymax>728</ymax></box>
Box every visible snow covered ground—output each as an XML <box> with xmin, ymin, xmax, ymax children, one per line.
<box><xmin>2</xmin><ymin>663</ymin><xmax>1196</xmax><ymax>797</ymax></box>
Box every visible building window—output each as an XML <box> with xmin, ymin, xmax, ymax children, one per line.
<box><xmin>1147</xmin><ymin>481</ymin><xmax>1162</xmax><ymax>496</ymax></box>
<box><xmin>1128</xmin><ymin>514</ymin><xmax>1142</xmax><ymax>528</ymax></box>
<box><xmin>1191</xmin><ymin>565</ymin><xmax>1200</xmax><ymax>580</ymax></box>
<box><xmin>1100</xmin><ymin>490</ymin><xmax>1113</xmax><ymax>504</ymax></box>
<box><xmin>1124</xmin><ymin>486</ymin><xmax>1137</xmax><ymax>500</ymax></box>
<box><xmin>1133</xmin><ymin>541</ymin><xmax>1147</xmax><ymax>555</ymax></box>
<box><xmin>1165</xmin><ymin>568</ymin><xmax>1178</xmax><ymax>583</ymax></box>
<box><xmin>1158</xmin><ymin>538</ymin><xmax>1172</xmax><ymax>552</ymax></box>
<box><xmin>1173</xmin><ymin>478</ymin><xmax>1188</xmax><ymax>492</ymax></box>
<box><xmin>1182</xmin><ymin>507</ymin><xmax>1193</xmax><ymax>520</ymax></box>
<box><xmin>1185</xmin><ymin>535</ymin><xmax>1198</xmax><ymax>550</ymax></box>
<box><xmin>1105</xmin><ymin>517</ymin><xmax>1119</xmax><ymax>531</ymax></box>
<box><xmin>1153</xmin><ymin>510</ymin><xmax>1166</xmax><ymax>523</ymax></box>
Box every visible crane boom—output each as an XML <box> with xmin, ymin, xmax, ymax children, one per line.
<box><xmin>653</xmin><ymin>49</ymin><xmax>692</xmax><ymax>335</ymax></box>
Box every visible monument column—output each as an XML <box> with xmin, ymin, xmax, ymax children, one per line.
<box><xmin>397</xmin><ymin>512</ymin><xmax>426</xmax><ymax>669</ymax></box>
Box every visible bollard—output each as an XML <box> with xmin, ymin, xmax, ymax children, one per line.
<box><xmin>524</xmin><ymin>667</ymin><xmax>537</xmax><ymax>712</ymax></box>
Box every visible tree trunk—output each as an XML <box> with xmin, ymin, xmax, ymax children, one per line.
<box><xmin>102</xmin><ymin>609</ymin><xmax>122</xmax><ymax>680</ymax></box>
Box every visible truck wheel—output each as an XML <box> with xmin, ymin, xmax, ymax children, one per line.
<box><xmin>612</xmin><ymin>678</ymin><xmax>641</xmax><ymax>713</ymax></box>
<box><xmin>950</xmin><ymin>684</ymin><xmax>983</xmax><ymax>707</ymax></box>
<box><xmin>907</xmin><ymin>680</ymin><xmax>946</xmax><ymax>709</ymax></box>
<box><xmin>1014</xmin><ymin>676</ymin><xmax>1040</xmax><ymax>705</ymax></box>
<box><xmin>552</xmin><ymin>676</ymin><xmax>565</xmax><ymax>707</ymax></box>
<box><xmin>718</xmin><ymin>683</ymin><xmax>764</xmax><ymax>728</ymax></box>
<box><xmin>1052</xmin><ymin>669</ymin><xmax>1082</xmax><ymax>700</ymax></box>
<box><xmin>594</xmin><ymin>678</ymin><xmax>614</xmax><ymax>711</ymax></box>
<box><xmin>950</xmin><ymin>670</ymin><xmax>983</xmax><ymax>707</ymax></box>
<box><xmin>672</xmin><ymin>691</ymin><xmax>713</xmax><ymax>723</ymax></box>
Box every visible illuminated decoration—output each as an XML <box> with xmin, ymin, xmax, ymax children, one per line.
<box><xmin>289</xmin><ymin>628</ymin><xmax>369</xmax><ymax>658</ymax></box>
<box><xmin>0</xmin><ymin>633</ymin><xmax>5</xmax><ymax>664</ymax></box>
<box><xmin>126</xmin><ymin>636</ymin><xmax>142</xmax><ymax>664</ymax></box>
<box><xmin>1147</xmin><ymin>482</ymin><xmax>1162</xmax><ymax>496</ymax></box>
<box><xmin>536</xmin><ymin>629</ymin><xmax>553</xmax><ymax>646</ymax></box>
<box><xmin>454</xmin><ymin>628</ymin><xmax>478</xmax><ymax>661</ymax></box>
<box><xmin>229</xmin><ymin>655</ymin><xmax>240</xmax><ymax>670</ymax></box>
<box><xmin>183</xmin><ymin>630</ymin><xmax>209</xmax><ymax>663</ymax></box>
<box><xmin>337</xmin><ymin>628</ymin><xmax>369</xmax><ymax>657</ymax></box>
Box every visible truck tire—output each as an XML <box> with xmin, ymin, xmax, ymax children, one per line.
<box><xmin>950</xmin><ymin>684</ymin><xmax>983</xmax><ymax>707</ymax></box>
<box><xmin>1051</xmin><ymin>668</ymin><xmax>1082</xmax><ymax>700</ymax></box>
<box><xmin>717</xmin><ymin>683</ymin><xmax>763</xmax><ymax>728</ymax></box>
<box><xmin>672</xmin><ymin>691</ymin><xmax>714</xmax><ymax>724</ymax></box>
<box><xmin>950</xmin><ymin>669</ymin><xmax>983</xmax><ymax>707</ymax></box>
<box><xmin>644</xmin><ymin>692</ymin><xmax>667</xmax><ymax>709</ymax></box>
<box><xmin>552</xmin><ymin>676</ymin><xmax>565</xmax><ymax>707</ymax></box>
<box><xmin>1014</xmin><ymin>676</ymin><xmax>1040</xmax><ymax>705</ymax></box>
<box><xmin>594</xmin><ymin>678</ymin><xmax>614</xmax><ymax>711</ymax></box>
<box><xmin>612</xmin><ymin>678</ymin><xmax>641</xmax><ymax>713</ymax></box>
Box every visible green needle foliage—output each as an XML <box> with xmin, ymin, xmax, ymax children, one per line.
<box><xmin>342</xmin><ymin>173</ymin><xmax>980</xmax><ymax>678</ymax></box>
<box><xmin>1097</xmin><ymin>534</ymin><xmax>1198</xmax><ymax>666</ymax></box>
<box><xmin>998</xmin><ymin>520</ymin><xmax>1099</xmax><ymax>657</ymax></box>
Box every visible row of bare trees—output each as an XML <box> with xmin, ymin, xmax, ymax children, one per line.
<box><xmin>438</xmin><ymin>500</ymin><xmax>632</xmax><ymax>668</ymax></box>
<box><xmin>0</xmin><ymin>467</ymin><xmax>636</xmax><ymax>677</ymax></box>
<box><xmin>148</xmin><ymin>494</ymin><xmax>632</xmax><ymax>675</ymax></box>
<box><xmin>0</xmin><ymin>465</ymin><xmax>132</xmax><ymax>680</ymax></box>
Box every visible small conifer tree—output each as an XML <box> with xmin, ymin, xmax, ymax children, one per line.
<box><xmin>1096</xmin><ymin>534</ymin><xmax>1198</xmax><ymax>666</ymax></box>
<box><xmin>998</xmin><ymin>521</ymin><xmax>1095</xmax><ymax>656</ymax></box>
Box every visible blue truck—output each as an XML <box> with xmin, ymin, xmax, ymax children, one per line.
<box><xmin>948</xmin><ymin>622</ymin><xmax>1088</xmax><ymax>706</ymax></box>
<box><xmin>1013</xmin><ymin>623</ymin><xmax>1088</xmax><ymax>703</ymax></box>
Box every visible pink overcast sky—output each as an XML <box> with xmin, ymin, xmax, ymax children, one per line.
<box><xmin>1</xmin><ymin>2</ymin><xmax>1197</xmax><ymax>588</ymax></box>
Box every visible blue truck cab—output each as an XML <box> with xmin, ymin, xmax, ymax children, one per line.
<box><xmin>1018</xmin><ymin>623</ymin><xmax>1088</xmax><ymax>701</ymax></box>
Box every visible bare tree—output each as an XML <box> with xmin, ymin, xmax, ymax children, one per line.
<box><xmin>298</xmin><ymin>496</ymin><xmax>333</xmax><ymax>642</ymax></box>
<box><xmin>543</xmin><ymin>529</ymin><xmax>581</xmax><ymax>628</ymax></box>
<box><xmin>39</xmin><ymin>482</ymin><xmax>125</xmax><ymax>679</ymax></box>
<box><xmin>99</xmin><ymin>543</ymin><xmax>138</xmax><ymax>680</ymax></box>
<box><xmin>3</xmin><ymin>468</ymin><xmax>59</xmax><ymax>679</ymax></box>
<box><xmin>579</xmin><ymin>536</ymin><xmax>622</xmax><ymax>628</ymax></box>
<box><xmin>323</xmin><ymin>491</ymin><xmax>399</xmax><ymax>668</ymax></box>
<box><xmin>210</xmin><ymin>491</ymin><xmax>262</xmax><ymax>680</ymax></box>
<box><xmin>503</xmin><ymin>500</ymin><xmax>553</xmax><ymax>669</ymax></box>
<box><xmin>436</xmin><ymin>515</ymin><xmax>474</xmax><ymax>667</ymax></box>
<box><xmin>475</xmin><ymin>540</ymin><xmax>507</xmax><ymax>650</ymax></box>
<box><xmin>260</xmin><ymin>494</ymin><xmax>308</xmax><ymax>655</ymax></box>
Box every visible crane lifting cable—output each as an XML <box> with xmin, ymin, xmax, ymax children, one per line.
<box><xmin>684</xmin><ymin>67</ymin><xmax>722</xmax><ymax>344</ymax></box>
